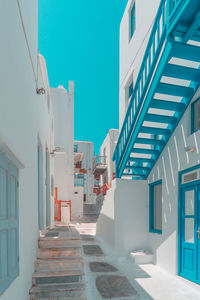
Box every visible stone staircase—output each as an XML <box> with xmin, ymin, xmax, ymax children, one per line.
<box><xmin>29</xmin><ymin>226</ymin><xmax>87</xmax><ymax>300</ymax></box>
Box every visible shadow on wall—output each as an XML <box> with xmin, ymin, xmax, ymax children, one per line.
<box><xmin>96</xmin><ymin>213</ymin><xmax>115</xmax><ymax>249</ymax></box>
<box><xmin>147</xmin><ymin>119</ymin><xmax>200</xmax><ymax>273</ymax></box>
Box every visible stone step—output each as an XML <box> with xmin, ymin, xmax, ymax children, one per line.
<box><xmin>38</xmin><ymin>238</ymin><xmax>82</xmax><ymax>249</ymax></box>
<box><xmin>32</xmin><ymin>270</ymin><xmax>84</xmax><ymax>285</ymax></box>
<box><xmin>77</xmin><ymin>229</ymin><xmax>96</xmax><ymax>235</ymax></box>
<box><xmin>30</xmin><ymin>282</ymin><xmax>85</xmax><ymax>293</ymax></box>
<box><xmin>35</xmin><ymin>259</ymin><xmax>84</xmax><ymax>273</ymax></box>
<box><xmin>31</xmin><ymin>297</ymin><xmax>87</xmax><ymax>300</ymax></box>
<box><xmin>37</xmin><ymin>248</ymin><xmax>82</xmax><ymax>260</ymax></box>
<box><xmin>30</xmin><ymin>283</ymin><xmax>86</xmax><ymax>299</ymax></box>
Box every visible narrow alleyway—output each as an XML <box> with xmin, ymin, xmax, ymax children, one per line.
<box><xmin>29</xmin><ymin>217</ymin><xmax>200</xmax><ymax>300</ymax></box>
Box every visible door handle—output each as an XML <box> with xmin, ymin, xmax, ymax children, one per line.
<box><xmin>197</xmin><ymin>228</ymin><xmax>200</xmax><ymax>240</ymax></box>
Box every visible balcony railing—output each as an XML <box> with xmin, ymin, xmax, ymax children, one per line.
<box><xmin>74</xmin><ymin>174</ymin><xmax>85</xmax><ymax>187</ymax></box>
<box><xmin>114</xmin><ymin>0</ymin><xmax>186</xmax><ymax>177</ymax></box>
<box><xmin>93</xmin><ymin>183</ymin><xmax>109</xmax><ymax>196</ymax></box>
<box><xmin>93</xmin><ymin>155</ymin><xmax>107</xmax><ymax>171</ymax></box>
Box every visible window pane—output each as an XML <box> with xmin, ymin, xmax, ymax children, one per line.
<box><xmin>154</xmin><ymin>183</ymin><xmax>162</xmax><ymax>231</ymax></box>
<box><xmin>185</xmin><ymin>190</ymin><xmax>194</xmax><ymax>216</ymax></box>
<box><xmin>130</xmin><ymin>3</ymin><xmax>136</xmax><ymax>38</ymax></box>
<box><xmin>185</xmin><ymin>218</ymin><xmax>194</xmax><ymax>243</ymax></box>
<box><xmin>194</xmin><ymin>100</ymin><xmax>200</xmax><ymax>132</ymax></box>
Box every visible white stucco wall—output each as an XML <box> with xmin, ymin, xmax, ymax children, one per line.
<box><xmin>96</xmin><ymin>179</ymin><xmax>148</xmax><ymax>255</ymax></box>
<box><xmin>119</xmin><ymin>0</ymin><xmax>160</xmax><ymax>129</ymax></box>
<box><xmin>73</xmin><ymin>186</ymin><xmax>84</xmax><ymax>219</ymax></box>
<box><xmin>51</xmin><ymin>84</ymin><xmax>74</xmax><ymax>205</ymax></box>
<box><xmin>0</xmin><ymin>1</ymin><xmax>54</xmax><ymax>298</ymax></box>
<box><xmin>118</xmin><ymin>0</ymin><xmax>200</xmax><ymax>277</ymax></box>
<box><xmin>146</xmin><ymin>89</ymin><xmax>200</xmax><ymax>275</ymax></box>
<box><xmin>75</xmin><ymin>141</ymin><xmax>96</xmax><ymax>203</ymax></box>
<box><xmin>100</xmin><ymin>129</ymin><xmax>119</xmax><ymax>185</ymax></box>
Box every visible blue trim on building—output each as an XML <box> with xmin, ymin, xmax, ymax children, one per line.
<box><xmin>130</xmin><ymin>2</ymin><xmax>136</xmax><ymax>39</ymax></box>
<box><xmin>114</xmin><ymin>0</ymin><xmax>200</xmax><ymax>180</ymax></box>
<box><xmin>191</xmin><ymin>97</ymin><xmax>200</xmax><ymax>134</ymax></box>
<box><xmin>149</xmin><ymin>179</ymin><xmax>162</xmax><ymax>234</ymax></box>
<box><xmin>74</xmin><ymin>174</ymin><xmax>85</xmax><ymax>187</ymax></box>
<box><xmin>0</xmin><ymin>151</ymin><xmax>19</xmax><ymax>296</ymax></box>
<box><xmin>178</xmin><ymin>163</ymin><xmax>200</xmax><ymax>284</ymax></box>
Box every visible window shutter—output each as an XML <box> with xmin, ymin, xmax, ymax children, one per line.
<box><xmin>0</xmin><ymin>152</ymin><xmax>19</xmax><ymax>295</ymax></box>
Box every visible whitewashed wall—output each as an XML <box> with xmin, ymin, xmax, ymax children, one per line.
<box><xmin>100</xmin><ymin>129</ymin><xmax>119</xmax><ymax>185</ymax></box>
<box><xmin>147</xmin><ymin>89</ymin><xmax>200</xmax><ymax>275</ymax></box>
<box><xmin>104</xmin><ymin>0</ymin><xmax>200</xmax><ymax>278</ymax></box>
<box><xmin>75</xmin><ymin>141</ymin><xmax>96</xmax><ymax>203</ymax></box>
<box><xmin>0</xmin><ymin>0</ymin><xmax>54</xmax><ymax>298</ymax></box>
<box><xmin>96</xmin><ymin>179</ymin><xmax>148</xmax><ymax>255</ymax></box>
<box><xmin>73</xmin><ymin>186</ymin><xmax>84</xmax><ymax>219</ymax></box>
<box><xmin>119</xmin><ymin>0</ymin><xmax>160</xmax><ymax>129</ymax></box>
<box><xmin>51</xmin><ymin>84</ymin><xmax>74</xmax><ymax>205</ymax></box>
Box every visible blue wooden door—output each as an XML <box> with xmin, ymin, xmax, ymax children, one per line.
<box><xmin>180</xmin><ymin>185</ymin><xmax>200</xmax><ymax>284</ymax></box>
<box><xmin>0</xmin><ymin>152</ymin><xmax>19</xmax><ymax>295</ymax></box>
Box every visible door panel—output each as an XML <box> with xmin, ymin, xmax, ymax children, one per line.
<box><xmin>180</xmin><ymin>185</ymin><xmax>199</xmax><ymax>283</ymax></box>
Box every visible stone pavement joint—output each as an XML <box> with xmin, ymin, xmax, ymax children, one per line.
<box><xmin>89</xmin><ymin>262</ymin><xmax>118</xmax><ymax>273</ymax></box>
<box><xmin>83</xmin><ymin>245</ymin><xmax>104</xmax><ymax>256</ymax></box>
<box><xmin>96</xmin><ymin>275</ymin><xmax>138</xmax><ymax>299</ymax></box>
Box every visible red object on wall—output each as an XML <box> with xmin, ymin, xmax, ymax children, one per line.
<box><xmin>54</xmin><ymin>187</ymin><xmax>72</xmax><ymax>222</ymax></box>
<box><xmin>102</xmin><ymin>183</ymin><xmax>109</xmax><ymax>196</ymax></box>
<box><xmin>75</xmin><ymin>161</ymin><xmax>82</xmax><ymax>169</ymax></box>
<box><xmin>93</xmin><ymin>183</ymin><xmax>109</xmax><ymax>196</ymax></box>
<box><xmin>93</xmin><ymin>186</ymin><xmax>101</xmax><ymax>195</ymax></box>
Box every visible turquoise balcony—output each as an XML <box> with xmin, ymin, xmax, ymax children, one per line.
<box><xmin>74</xmin><ymin>174</ymin><xmax>85</xmax><ymax>186</ymax></box>
<box><xmin>114</xmin><ymin>0</ymin><xmax>200</xmax><ymax>179</ymax></box>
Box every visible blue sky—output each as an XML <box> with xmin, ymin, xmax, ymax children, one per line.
<box><xmin>39</xmin><ymin>0</ymin><xmax>127</xmax><ymax>154</ymax></box>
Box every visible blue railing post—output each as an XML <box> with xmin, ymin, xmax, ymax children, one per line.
<box><xmin>166</xmin><ymin>0</ymin><xmax>173</xmax><ymax>27</ymax></box>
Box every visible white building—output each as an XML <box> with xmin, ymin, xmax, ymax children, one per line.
<box><xmin>0</xmin><ymin>1</ymin><xmax>76</xmax><ymax>298</ymax></box>
<box><xmin>74</xmin><ymin>141</ymin><xmax>96</xmax><ymax>204</ymax></box>
<box><xmin>51</xmin><ymin>84</ymin><xmax>74</xmax><ymax>222</ymax></box>
<box><xmin>100</xmin><ymin>129</ymin><xmax>119</xmax><ymax>186</ymax></box>
<box><xmin>97</xmin><ymin>0</ymin><xmax>200</xmax><ymax>287</ymax></box>
<box><xmin>0</xmin><ymin>1</ymin><xmax>55</xmax><ymax>298</ymax></box>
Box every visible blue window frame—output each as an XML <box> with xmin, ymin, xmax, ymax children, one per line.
<box><xmin>130</xmin><ymin>2</ymin><xmax>136</xmax><ymax>39</ymax></box>
<box><xmin>74</xmin><ymin>144</ymin><xmax>78</xmax><ymax>153</ymax></box>
<box><xmin>74</xmin><ymin>174</ymin><xmax>85</xmax><ymax>187</ymax></box>
<box><xmin>191</xmin><ymin>98</ymin><xmax>200</xmax><ymax>134</ymax></box>
<box><xmin>0</xmin><ymin>152</ymin><xmax>19</xmax><ymax>295</ymax></box>
<box><xmin>149</xmin><ymin>180</ymin><xmax>162</xmax><ymax>234</ymax></box>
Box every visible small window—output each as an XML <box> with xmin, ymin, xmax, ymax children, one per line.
<box><xmin>191</xmin><ymin>98</ymin><xmax>200</xmax><ymax>133</ymax></box>
<box><xmin>149</xmin><ymin>180</ymin><xmax>162</xmax><ymax>234</ymax></box>
<box><xmin>0</xmin><ymin>152</ymin><xmax>19</xmax><ymax>295</ymax></box>
<box><xmin>130</xmin><ymin>2</ymin><xmax>136</xmax><ymax>40</ymax></box>
<box><xmin>74</xmin><ymin>144</ymin><xmax>78</xmax><ymax>153</ymax></box>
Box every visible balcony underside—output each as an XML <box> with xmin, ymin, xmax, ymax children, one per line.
<box><xmin>115</xmin><ymin>0</ymin><xmax>200</xmax><ymax>179</ymax></box>
<box><xmin>93</xmin><ymin>166</ymin><xmax>107</xmax><ymax>176</ymax></box>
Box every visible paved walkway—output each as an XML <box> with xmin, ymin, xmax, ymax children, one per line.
<box><xmin>30</xmin><ymin>218</ymin><xmax>200</xmax><ymax>299</ymax></box>
<box><xmin>74</xmin><ymin>217</ymin><xmax>200</xmax><ymax>300</ymax></box>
